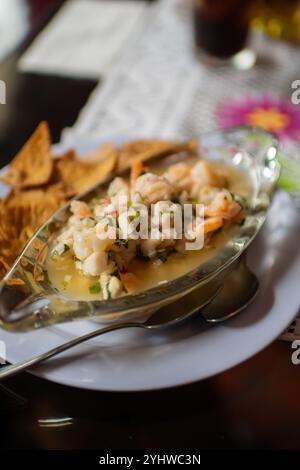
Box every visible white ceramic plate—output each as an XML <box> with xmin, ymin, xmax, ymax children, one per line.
<box><xmin>0</xmin><ymin>138</ymin><xmax>299</xmax><ymax>391</ymax></box>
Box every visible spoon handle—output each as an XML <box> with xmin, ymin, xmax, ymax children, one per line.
<box><xmin>0</xmin><ymin>321</ymin><xmax>140</xmax><ymax>380</ymax></box>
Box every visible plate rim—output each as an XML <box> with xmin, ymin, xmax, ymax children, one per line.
<box><xmin>0</xmin><ymin>130</ymin><xmax>297</xmax><ymax>391</ymax></box>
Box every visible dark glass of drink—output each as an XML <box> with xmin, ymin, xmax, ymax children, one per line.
<box><xmin>193</xmin><ymin>0</ymin><xmax>253</xmax><ymax>61</ymax></box>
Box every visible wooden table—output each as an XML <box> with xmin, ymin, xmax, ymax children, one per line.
<box><xmin>0</xmin><ymin>0</ymin><xmax>299</xmax><ymax>451</ymax></box>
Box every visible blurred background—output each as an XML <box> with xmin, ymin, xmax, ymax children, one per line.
<box><xmin>0</xmin><ymin>0</ymin><xmax>300</xmax><ymax>157</ymax></box>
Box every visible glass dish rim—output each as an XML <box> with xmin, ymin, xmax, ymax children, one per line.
<box><xmin>1</xmin><ymin>125</ymin><xmax>280</xmax><ymax>320</ymax></box>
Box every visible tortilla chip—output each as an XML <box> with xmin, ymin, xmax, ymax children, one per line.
<box><xmin>0</xmin><ymin>201</ymin><xmax>31</xmax><ymax>279</ymax></box>
<box><xmin>0</xmin><ymin>190</ymin><xmax>60</xmax><ymax>281</ymax></box>
<box><xmin>5</xmin><ymin>186</ymin><xmax>68</xmax><ymax>209</ymax></box>
<box><xmin>5</xmin><ymin>189</ymin><xmax>68</xmax><ymax>234</ymax></box>
<box><xmin>0</xmin><ymin>188</ymin><xmax>68</xmax><ymax>271</ymax></box>
<box><xmin>0</xmin><ymin>205</ymin><xmax>33</xmax><ymax>254</ymax></box>
<box><xmin>0</xmin><ymin>256</ymin><xmax>9</xmax><ymax>279</ymax></box>
<box><xmin>55</xmin><ymin>149</ymin><xmax>77</xmax><ymax>163</ymax></box>
<box><xmin>56</xmin><ymin>147</ymin><xmax>117</xmax><ymax>194</ymax></box>
<box><xmin>1</xmin><ymin>122</ymin><xmax>53</xmax><ymax>188</ymax></box>
<box><xmin>117</xmin><ymin>139</ymin><xmax>198</xmax><ymax>171</ymax></box>
<box><xmin>0</xmin><ymin>255</ymin><xmax>24</xmax><ymax>286</ymax></box>
<box><xmin>85</xmin><ymin>143</ymin><xmax>118</xmax><ymax>164</ymax></box>
<box><xmin>45</xmin><ymin>181</ymin><xmax>72</xmax><ymax>199</ymax></box>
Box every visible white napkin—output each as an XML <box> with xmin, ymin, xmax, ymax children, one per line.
<box><xmin>18</xmin><ymin>0</ymin><xmax>148</xmax><ymax>79</ymax></box>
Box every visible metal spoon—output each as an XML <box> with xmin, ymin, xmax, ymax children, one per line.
<box><xmin>201</xmin><ymin>259</ymin><xmax>259</xmax><ymax>322</ymax></box>
<box><xmin>0</xmin><ymin>261</ymin><xmax>258</xmax><ymax>380</ymax></box>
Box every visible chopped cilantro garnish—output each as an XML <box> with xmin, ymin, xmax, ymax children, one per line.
<box><xmin>158</xmin><ymin>255</ymin><xmax>167</xmax><ymax>263</ymax></box>
<box><xmin>50</xmin><ymin>250</ymin><xmax>59</xmax><ymax>262</ymax></box>
<box><xmin>51</xmin><ymin>243</ymin><xmax>70</xmax><ymax>261</ymax></box>
<box><xmin>129</xmin><ymin>211</ymin><xmax>140</xmax><ymax>222</ymax></box>
<box><xmin>89</xmin><ymin>282</ymin><xmax>101</xmax><ymax>294</ymax></box>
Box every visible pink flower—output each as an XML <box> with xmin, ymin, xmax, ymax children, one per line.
<box><xmin>216</xmin><ymin>94</ymin><xmax>300</xmax><ymax>142</ymax></box>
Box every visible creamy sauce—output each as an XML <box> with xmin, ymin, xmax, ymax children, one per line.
<box><xmin>47</xmin><ymin>162</ymin><xmax>252</xmax><ymax>301</ymax></box>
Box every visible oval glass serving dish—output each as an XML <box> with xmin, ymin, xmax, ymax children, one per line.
<box><xmin>0</xmin><ymin>126</ymin><xmax>280</xmax><ymax>331</ymax></box>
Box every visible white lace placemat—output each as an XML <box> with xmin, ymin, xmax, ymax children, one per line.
<box><xmin>61</xmin><ymin>0</ymin><xmax>300</xmax><ymax>340</ymax></box>
<box><xmin>62</xmin><ymin>0</ymin><xmax>300</xmax><ymax>141</ymax></box>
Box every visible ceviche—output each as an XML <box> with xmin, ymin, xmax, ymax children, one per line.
<box><xmin>47</xmin><ymin>156</ymin><xmax>250</xmax><ymax>300</ymax></box>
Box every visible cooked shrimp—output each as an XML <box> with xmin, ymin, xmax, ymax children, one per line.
<box><xmin>223</xmin><ymin>201</ymin><xmax>242</xmax><ymax>219</ymax></box>
<box><xmin>191</xmin><ymin>161</ymin><xmax>225</xmax><ymax>187</ymax></box>
<box><xmin>130</xmin><ymin>159</ymin><xmax>145</xmax><ymax>186</ymax></box>
<box><xmin>95</xmin><ymin>203</ymin><xmax>117</xmax><ymax>219</ymax></box>
<box><xmin>190</xmin><ymin>161</ymin><xmax>226</xmax><ymax>200</ymax></box>
<box><xmin>70</xmin><ymin>200</ymin><xmax>93</xmax><ymax>218</ymax></box>
<box><xmin>132</xmin><ymin>173</ymin><xmax>174</xmax><ymax>205</ymax></box>
<box><xmin>185</xmin><ymin>216</ymin><xmax>223</xmax><ymax>241</ymax></box>
<box><xmin>204</xmin><ymin>191</ymin><xmax>241</xmax><ymax>220</ymax></box>
<box><xmin>164</xmin><ymin>163</ymin><xmax>192</xmax><ymax>192</ymax></box>
<box><xmin>198</xmin><ymin>186</ymin><xmax>222</xmax><ymax>205</ymax></box>
<box><xmin>203</xmin><ymin>217</ymin><xmax>223</xmax><ymax>234</ymax></box>
<box><xmin>82</xmin><ymin>251</ymin><xmax>108</xmax><ymax>276</ymax></box>
<box><xmin>108</xmin><ymin>177</ymin><xmax>129</xmax><ymax>197</ymax></box>
<box><xmin>107</xmin><ymin>177</ymin><xmax>130</xmax><ymax>211</ymax></box>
